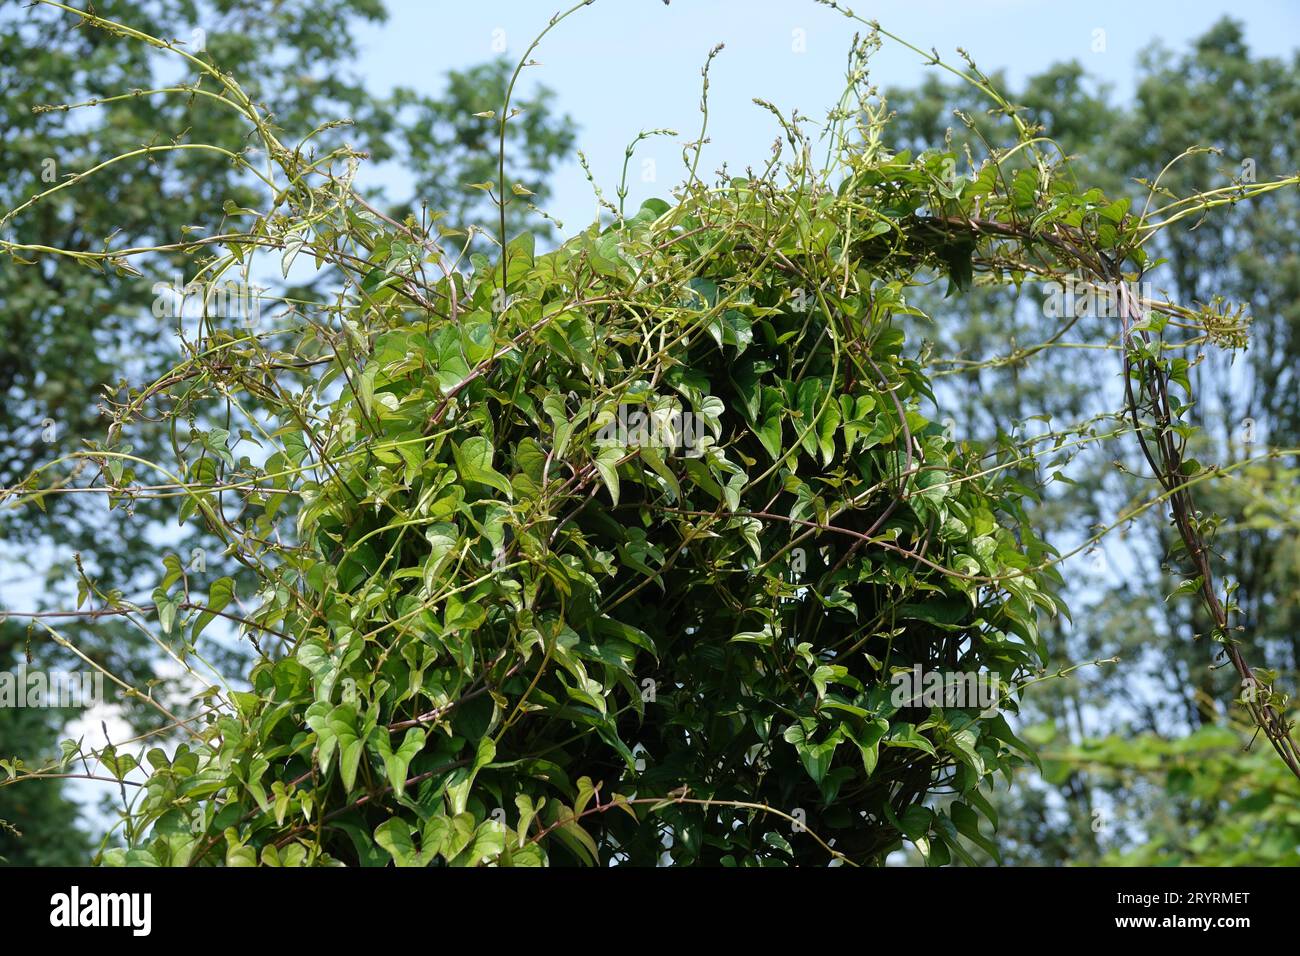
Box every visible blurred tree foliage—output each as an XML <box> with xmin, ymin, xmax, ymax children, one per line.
<box><xmin>0</xmin><ymin>706</ymin><xmax>91</xmax><ymax>865</ymax></box>
<box><xmin>1046</xmin><ymin>721</ymin><xmax>1300</xmax><ymax>866</ymax></box>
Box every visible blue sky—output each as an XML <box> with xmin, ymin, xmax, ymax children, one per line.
<box><xmin>350</xmin><ymin>0</ymin><xmax>1300</xmax><ymax>240</ymax></box>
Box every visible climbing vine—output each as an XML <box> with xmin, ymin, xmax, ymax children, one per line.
<box><xmin>2</xmin><ymin>0</ymin><xmax>1295</xmax><ymax>866</ymax></box>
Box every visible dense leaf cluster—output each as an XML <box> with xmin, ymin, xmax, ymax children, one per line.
<box><xmin>108</xmin><ymin>89</ymin><xmax>1080</xmax><ymax>866</ymax></box>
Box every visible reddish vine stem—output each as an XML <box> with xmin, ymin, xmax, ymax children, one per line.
<box><xmin>1111</xmin><ymin>277</ymin><xmax>1300</xmax><ymax>780</ymax></box>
